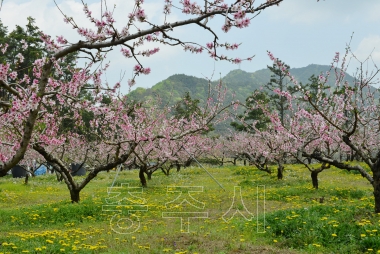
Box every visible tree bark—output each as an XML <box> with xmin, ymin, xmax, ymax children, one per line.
<box><xmin>184</xmin><ymin>158</ymin><xmax>192</xmax><ymax>168</ymax></box>
<box><xmin>147</xmin><ymin>170</ymin><xmax>152</xmax><ymax>180</ymax></box>
<box><xmin>70</xmin><ymin>189</ymin><xmax>80</xmax><ymax>203</ymax></box>
<box><xmin>373</xmin><ymin>171</ymin><xmax>380</xmax><ymax>213</ymax></box>
<box><xmin>277</xmin><ymin>164</ymin><xmax>284</xmax><ymax>180</ymax></box>
<box><xmin>139</xmin><ymin>167</ymin><xmax>147</xmax><ymax>187</ymax></box>
<box><xmin>161</xmin><ymin>168</ymin><xmax>169</xmax><ymax>176</ymax></box>
<box><xmin>311</xmin><ymin>171</ymin><xmax>319</xmax><ymax>189</ymax></box>
<box><xmin>24</xmin><ymin>174</ymin><xmax>29</xmax><ymax>185</ymax></box>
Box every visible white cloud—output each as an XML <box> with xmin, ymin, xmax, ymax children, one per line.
<box><xmin>353</xmin><ymin>35</ymin><xmax>380</xmax><ymax>64</ymax></box>
<box><xmin>2</xmin><ymin>0</ymin><xmax>380</xmax><ymax>92</ymax></box>
<box><xmin>2</xmin><ymin>0</ymin><xmax>51</xmax><ymax>30</ymax></box>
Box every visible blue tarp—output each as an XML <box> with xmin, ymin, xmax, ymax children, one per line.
<box><xmin>35</xmin><ymin>165</ymin><xmax>47</xmax><ymax>176</ymax></box>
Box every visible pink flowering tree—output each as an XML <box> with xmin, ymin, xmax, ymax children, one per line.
<box><xmin>229</xmin><ymin>76</ymin><xmax>349</xmax><ymax>186</ymax></box>
<box><xmin>267</xmin><ymin>48</ymin><xmax>380</xmax><ymax>212</ymax></box>
<box><xmin>0</xmin><ymin>0</ymin><xmax>287</xmax><ymax>176</ymax></box>
<box><xmin>230</xmin><ymin>117</ymin><xmax>300</xmax><ymax>179</ymax></box>
<box><xmin>137</xmin><ymin>134</ymin><xmax>215</xmax><ymax>182</ymax></box>
<box><xmin>205</xmin><ymin>135</ymin><xmax>242</xmax><ymax>166</ymax></box>
<box><xmin>229</xmin><ymin>88</ymin><xmax>298</xmax><ymax>179</ymax></box>
<box><xmin>30</xmin><ymin>79</ymin><xmax>232</xmax><ymax>202</ymax></box>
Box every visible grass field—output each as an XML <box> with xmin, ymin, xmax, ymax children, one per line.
<box><xmin>0</xmin><ymin>163</ymin><xmax>379</xmax><ymax>253</ymax></box>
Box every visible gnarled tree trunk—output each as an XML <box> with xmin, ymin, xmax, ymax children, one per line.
<box><xmin>311</xmin><ymin>171</ymin><xmax>319</xmax><ymax>189</ymax></box>
<box><xmin>277</xmin><ymin>164</ymin><xmax>284</xmax><ymax>180</ymax></box>
<box><xmin>139</xmin><ymin>167</ymin><xmax>147</xmax><ymax>187</ymax></box>
<box><xmin>70</xmin><ymin>188</ymin><xmax>80</xmax><ymax>203</ymax></box>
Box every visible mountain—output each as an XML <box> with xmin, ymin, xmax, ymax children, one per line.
<box><xmin>127</xmin><ymin>64</ymin><xmax>356</xmax><ymax>106</ymax></box>
<box><xmin>127</xmin><ymin>64</ymin><xmax>358</xmax><ymax>134</ymax></box>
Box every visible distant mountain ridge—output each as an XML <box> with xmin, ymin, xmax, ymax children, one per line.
<box><xmin>127</xmin><ymin>64</ymin><xmax>356</xmax><ymax>105</ymax></box>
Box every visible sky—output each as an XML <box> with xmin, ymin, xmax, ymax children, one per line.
<box><xmin>1</xmin><ymin>0</ymin><xmax>380</xmax><ymax>94</ymax></box>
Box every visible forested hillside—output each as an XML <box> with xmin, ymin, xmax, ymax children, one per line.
<box><xmin>128</xmin><ymin>64</ymin><xmax>356</xmax><ymax>106</ymax></box>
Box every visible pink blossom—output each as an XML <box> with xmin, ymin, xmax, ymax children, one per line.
<box><xmin>333</xmin><ymin>52</ymin><xmax>339</xmax><ymax>63</ymax></box>
<box><xmin>1</xmin><ymin>43</ymin><xmax>8</xmax><ymax>54</ymax></box>
<box><xmin>56</xmin><ymin>36</ymin><xmax>67</xmax><ymax>45</ymax></box>
<box><xmin>9</xmin><ymin>72</ymin><xmax>17</xmax><ymax>80</ymax></box>
<box><xmin>142</xmin><ymin>47</ymin><xmax>160</xmax><ymax>57</ymax></box>
<box><xmin>136</xmin><ymin>9</ymin><xmax>147</xmax><ymax>21</ymax></box>
<box><xmin>121</xmin><ymin>47</ymin><xmax>131</xmax><ymax>57</ymax></box>
<box><xmin>128</xmin><ymin>13</ymin><xmax>136</xmax><ymax>21</ymax></box>
<box><xmin>134</xmin><ymin>65</ymin><xmax>141</xmax><ymax>72</ymax></box>
<box><xmin>21</xmin><ymin>40</ymin><xmax>28</xmax><ymax>50</ymax></box>
<box><xmin>235</xmin><ymin>18</ymin><xmax>250</xmax><ymax>28</ymax></box>
<box><xmin>142</xmin><ymin>67</ymin><xmax>151</xmax><ymax>75</ymax></box>
<box><xmin>145</xmin><ymin>35</ymin><xmax>153</xmax><ymax>42</ymax></box>
<box><xmin>232</xmin><ymin>58</ymin><xmax>242</xmax><ymax>64</ymax></box>
<box><xmin>267</xmin><ymin>51</ymin><xmax>275</xmax><ymax>61</ymax></box>
<box><xmin>0</xmin><ymin>63</ymin><xmax>10</xmax><ymax>80</ymax></box>
<box><xmin>234</xmin><ymin>10</ymin><xmax>246</xmax><ymax>19</ymax></box>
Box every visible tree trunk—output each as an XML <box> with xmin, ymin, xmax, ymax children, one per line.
<box><xmin>56</xmin><ymin>171</ymin><xmax>63</xmax><ymax>182</ymax></box>
<box><xmin>70</xmin><ymin>189</ymin><xmax>80</xmax><ymax>203</ymax></box>
<box><xmin>233</xmin><ymin>157</ymin><xmax>237</xmax><ymax>166</ymax></box>
<box><xmin>277</xmin><ymin>165</ymin><xmax>284</xmax><ymax>180</ymax></box>
<box><xmin>244</xmin><ymin>160</ymin><xmax>246</xmax><ymax>166</ymax></box>
<box><xmin>373</xmin><ymin>170</ymin><xmax>380</xmax><ymax>213</ymax></box>
<box><xmin>184</xmin><ymin>159</ymin><xmax>192</xmax><ymax>168</ymax></box>
<box><xmin>176</xmin><ymin>163</ymin><xmax>181</xmax><ymax>172</ymax></box>
<box><xmin>24</xmin><ymin>174</ymin><xmax>29</xmax><ymax>185</ymax></box>
<box><xmin>161</xmin><ymin>168</ymin><xmax>169</xmax><ymax>176</ymax></box>
<box><xmin>147</xmin><ymin>170</ymin><xmax>152</xmax><ymax>180</ymax></box>
<box><xmin>139</xmin><ymin>167</ymin><xmax>147</xmax><ymax>187</ymax></box>
<box><xmin>311</xmin><ymin>171</ymin><xmax>319</xmax><ymax>189</ymax></box>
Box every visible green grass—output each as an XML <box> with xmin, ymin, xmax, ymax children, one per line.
<box><xmin>0</xmin><ymin>162</ymin><xmax>377</xmax><ymax>253</ymax></box>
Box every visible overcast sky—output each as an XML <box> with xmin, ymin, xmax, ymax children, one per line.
<box><xmin>1</xmin><ymin>0</ymin><xmax>380</xmax><ymax>93</ymax></box>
